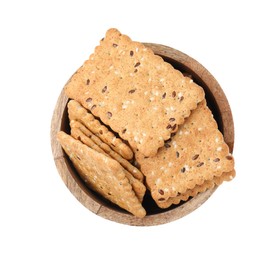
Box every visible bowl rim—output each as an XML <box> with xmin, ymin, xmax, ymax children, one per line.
<box><xmin>50</xmin><ymin>43</ymin><xmax>234</xmax><ymax>226</ymax></box>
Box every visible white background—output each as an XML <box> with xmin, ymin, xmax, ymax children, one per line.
<box><xmin>1</xmin><ymin>0</ymin><xmax>278</xmax><ymax>259</ymax></box>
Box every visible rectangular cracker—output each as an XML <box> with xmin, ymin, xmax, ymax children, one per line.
<box><xmin>70</xmin><ymin>120</ymin><xmax>144</xmax><ymax>182</ymax></box>
<box><xmin>65</xmin><ymin>28</ymin><xmax>205</xmax><ymax>157</ymax></box>
<box><xmin>123</xmin><ymin>170</ymin><xmax>146</xmax><ymax>203</ymax></box>
<box><xmin>57</xmin><ymin>131</ymin><xmax>146</xmax><ymax>218</ymax></box>
<box><xmin>157</xmin><ymin>170</ymin><xmax>235</xmax><ymax>208</ymax></box>
<box><xmin>71</xmin><ymin>127</ymin><xmax>107</xmax><ymax>155</ymax></box>
<box><xmin>135</xmin><ymin>100</ymin><xmax>235</xmax><ymax>204</ymax></box>
<box><xmin>68</xmin><ymin>99</ymin><xmax>133</xmax><ymax>160</ymax></box>
<box><xmin>70</xmin><ymin>126</ymin><xmax>146</xmax><ymax>202</ymax></box>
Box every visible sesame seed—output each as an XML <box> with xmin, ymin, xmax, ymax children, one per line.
<box><xmin>156</xmin><ymin>179</ymin><xmax>162</xmax><ymax>185</ymax></box>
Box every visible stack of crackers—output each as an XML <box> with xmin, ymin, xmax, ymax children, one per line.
<box><xmin>57</xmin><ymin>28</ymin><xmax>235</xmax><ymax>218</ymax></box>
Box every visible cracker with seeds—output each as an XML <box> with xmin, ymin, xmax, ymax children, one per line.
<box><xmin>67</xmin><ymin>100</ymin><xmax>133</xmax><ymax>160</ymax></box>
<box><xmin>70</xmin><ymin>120</ymin><xmax>144</xmax><ymax>182</ymax></box>
<box><xmin>57</xmin><ymin>131</ymin><xmax>146</xmax><ymax>218</ymax></box>
<box><xmin>65</xmin><ymin>28</ymin><xmax>205</xmax><ymax>157</ymax></box>
<box><xmin>71</xmin><ymin>127</ymin><xmax>107</xmax><ymax>155</ymax></box>
<box><xmin>70</xmin><ymin>126</ymin><xmax>145</xmax><ymax>202</ymax></box>
<box><xmin>123</xmin><ymin>170</ymin><xmax>146</xmax><ymax>203</ymax></box>
<box><xmin>135</xmin><ymin>100</ymin><xmax>235</xmax><ymax>205</ymax></box>
<box><xmin>157</xmin><ymin>170</ymin><xmax>235</xmax><ymax>208</ymax></box>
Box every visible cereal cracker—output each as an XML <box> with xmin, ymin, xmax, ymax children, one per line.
<box><xmin>123</xmin><ymin>170</ymin><xmax>146</xmax><ymax>203</ymax></box>
<box><xmin>71</xmin><ymin>127</ymin><xmax>107</xmax><ymax>156</ymax></box>
<box><xmin>67</xmin><ymin>99</ymin><xmax>133</xmax><ymax>160</ymax></box>
<box><xmin>65</xmin><ymin>28</ymin><xmax>205</xmax><ymax>157</ymax></box>
<box><xmin>70</xmin><ymin>120</ymin><xmax>144</xmax><ymax>182</ymax></box>
<box><xmin>70</xmin><ymin>126</ymin><xmax>146</xmax><ymax>201</ymax></box>
<box><xmin>135</xmin><ymin>100</ymin><xmax>235</xmax><ymax>204</ymax></box>
<box><xmin>157</xmin><ymin>170</ymin><xmax>235</xmax><ymax>208</ymax></box>
<box><xmin>57</xmin><ymin>131</ymin><xmax>146</xmax><ymax>218</ymax></box>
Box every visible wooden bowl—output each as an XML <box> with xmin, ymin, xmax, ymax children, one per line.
<box><xmin>51</xmin><ymin>43</ymin><xmax>234</xmax><ymax>226</ymax></box>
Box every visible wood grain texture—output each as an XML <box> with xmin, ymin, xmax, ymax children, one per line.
<box><xmin>50</xmin><ymin>43</ymin><xmax>234</xmax><ymax>226</ymax></box>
